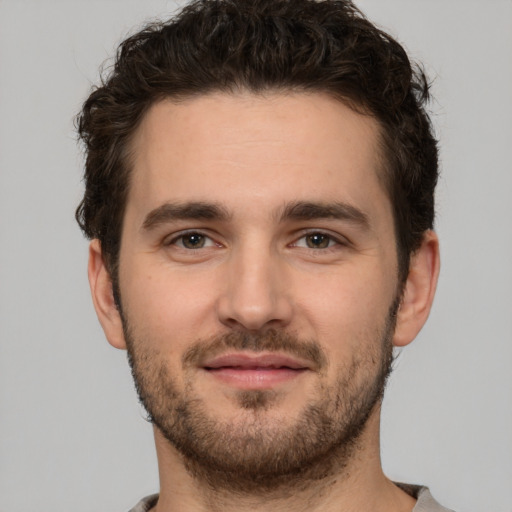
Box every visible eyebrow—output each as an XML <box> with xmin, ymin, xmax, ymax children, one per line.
<box><xmin>141</xmin><ymin>199</ymin><xmax>370</xmax><ymax>232</ymax></box>
<box><xmin>278</xmin><ymin>201</ymin><xmax>370</xmax><ymax>228</ymax></box>
<box><xmin>142</xmin><ymin>201</ymin><xmax>231</xmax><ymax>231</ymax></box>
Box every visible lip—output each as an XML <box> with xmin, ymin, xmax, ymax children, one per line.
<box><xmin>203</xmin><ymin>353</ymin><xmax>310</xmax><ymax>370</ymax></box>
<box><xmin>201</xmin><ymin>352</ymin><xmax>310</xmax><ymax>389</ymax></box>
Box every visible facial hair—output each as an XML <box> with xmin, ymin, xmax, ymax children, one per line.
<box><xmin>122</xmin><ymin>303</ymin><xmax>397</xmax><ymax>495</ymax></box>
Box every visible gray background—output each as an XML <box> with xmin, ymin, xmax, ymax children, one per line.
<box><xmin>0</xmin><ymin>1</ymin><xmax>511</xmax><ymax>511</ymax></box>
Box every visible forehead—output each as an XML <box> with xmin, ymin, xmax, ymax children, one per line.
<box><xmin>126</xmin><ymin>91</ymin><xmax>391</xmax><ymax>226</ymax></box>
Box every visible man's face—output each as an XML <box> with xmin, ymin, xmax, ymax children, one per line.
<box><xmin>112</xmin><ymin>92</ymin><xmax>402</xmax><ymax>489</ymax></box>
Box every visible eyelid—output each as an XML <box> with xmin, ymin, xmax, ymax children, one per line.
<box><xmin>161</xmin><ymin>227</ymin><xmax>350</xmax><ymax>250</ymax></box>
<box><xmin>163</xmin><ymin>229</ymin><xmax>220</xmax><ymax>248</ymax></box>
<box><xmin>291</xmin><ymin>229</ymin><xmax>350</xmax><ymax>249</ymax></box>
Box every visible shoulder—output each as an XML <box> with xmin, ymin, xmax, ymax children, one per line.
<box><xmin>396</xmin><ymin>483</ymin><xmax>456</xmax><ymax>512</ymax></box>
<box><xmin>127</xmin><ymin>493</ymin><xmax>159</xmax><ymax>512</ymax></box>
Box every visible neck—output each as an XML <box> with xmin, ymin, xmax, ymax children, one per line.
<box><xmin>151</xmin><ymin>406</ymin><xmax>416</xmax><ymax>512</ymax></box>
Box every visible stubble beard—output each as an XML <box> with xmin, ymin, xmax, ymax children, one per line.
<box><xmin>122</xmin><ymin>304</ymin><xmax>397</xmax><ymax>495</ymax></box>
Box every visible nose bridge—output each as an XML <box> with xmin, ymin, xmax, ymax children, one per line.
<box><xmin>217</xmin><ymin>237</ymin><xmax>291</xmax><ymax>330</ymax></box>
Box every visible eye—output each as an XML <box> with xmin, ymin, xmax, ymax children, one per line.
<box><xmin>305</xmin><ymin>233</ymin><xmax>332</xmax><ymax>249</ymax></box>
<box><xmin>169</xmin><ymin>232</ymin><xmax>217</xmax><ymax>249</ymax></box>
<box><xmin>293</xmin><ymin>232</ymin><xmax>340</xmax><ymax>249</ymax></box>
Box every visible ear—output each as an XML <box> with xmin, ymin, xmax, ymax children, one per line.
<box><xmin>393</xmin><ymin>230</ymin><xmax>440</xmax><ymax>347</ymax></box>
<box><xmin>88</xmin><ymin>239</ymin><xmax>127</xmax><ymax>350</ymax></box>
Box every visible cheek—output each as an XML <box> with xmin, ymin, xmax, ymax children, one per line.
<box><xmin>119</xmin><ymin>257</ymin><xmax>218</xmax><ymax>353</ymax></box>
<box><xmin>295</xmin><ymin>266</ymin><xmax>396</xmax><ymax>357</ymax></box>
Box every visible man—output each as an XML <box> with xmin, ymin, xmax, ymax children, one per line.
<box><xmin>76</xmin><ymin>0</ymin><xmax>447</xmax><ymax>510</ymax></box>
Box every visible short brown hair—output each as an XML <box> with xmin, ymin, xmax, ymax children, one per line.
<box><xmin>76</xmin><ymin>0</ymin><xmax>438</xmax><ymax>283</ymax></box>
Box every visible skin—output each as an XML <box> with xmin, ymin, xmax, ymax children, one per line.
<box><xmin>88</xmin><ymin>91</ymin><xmax>440</xmax><ymax>512</ymax></box>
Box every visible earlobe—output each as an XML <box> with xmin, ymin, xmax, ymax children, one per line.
<box><xmin>88</xmin><ymin>239</ymin><xmax>127</xmax><ymax>350</ymax></box>
<box><xmin>393</xmin><ymin>230</ymin><xmax>440</xmax><ymax>347</ymax></box>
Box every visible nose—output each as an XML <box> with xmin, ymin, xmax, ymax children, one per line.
<box><xmin>216</xmin><ymin>245</ymin><xmax>293</xmax><ymax>331</ymax></box>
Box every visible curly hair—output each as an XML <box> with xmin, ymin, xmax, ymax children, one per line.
<box><xmin>76</xmin><ymin>0</ymin><xmax>438</xmax><ymax>284</ymax></box>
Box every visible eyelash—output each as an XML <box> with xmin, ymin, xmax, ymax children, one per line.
<box><xmin>296</xmin><ymin>230</ymin><xmax>343</xmax><ymax>248</ymax></box>
<box><xmin>164</xmin><ymin>230</ymin><xmax>347</xmax><ymax>251</ymax></box>
<box><xmin>165</xmin><ymin>230</ymin><xmax>219</xmax><ymax>250</ymax></box>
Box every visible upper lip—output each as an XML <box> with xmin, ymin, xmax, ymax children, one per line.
<box><xmin>202</xmin><ymin>352</ymin><xmax>310</xmax><ymax>370</ymax></box>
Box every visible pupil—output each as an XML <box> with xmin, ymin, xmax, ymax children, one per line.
<box><xmin>307</xmin><ymin>233</ymin><xmax>329</xmax><ymax>248</ymax></box>
<box><xmin>184</xmin><ymin>234</ymin><xmax>204</xmax><ymax>248</ymax></box>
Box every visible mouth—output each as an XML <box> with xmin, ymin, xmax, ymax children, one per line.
<box><xmin>201</xmin><ymin>353</ymin><xmax>310</xmax><ymax>389</ymax></box>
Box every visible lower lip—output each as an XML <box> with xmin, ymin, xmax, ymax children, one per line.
<box><xmin>204</xmin><ymin>367</ymin><xmax>307</xmax><ymax>389</ymax></box>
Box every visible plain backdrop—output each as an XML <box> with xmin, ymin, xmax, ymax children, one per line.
<box><xmin>0</xmin><ymin>1</ymin><xmax>511</xmax><ymax>511</ymax></box>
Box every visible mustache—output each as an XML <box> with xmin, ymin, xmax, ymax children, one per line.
<box><xmin>182</xmin><ymin>329</ymin><xmax>327</xmax><ymax>370</ymax></box>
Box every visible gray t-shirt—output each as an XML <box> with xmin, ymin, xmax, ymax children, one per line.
<box><xmin>128</xmin><ymin>484</ymin><xmax>455</xmax><ymax>511</ymax></box>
